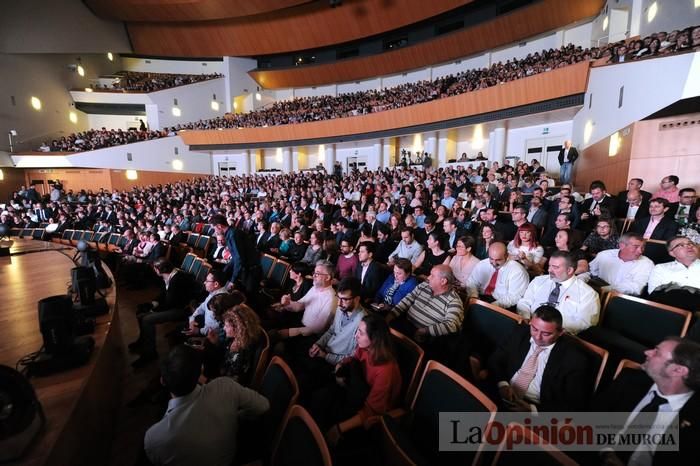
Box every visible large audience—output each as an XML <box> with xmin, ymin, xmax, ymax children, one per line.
<box><xmin>41</xmin><ymin>25</ymin><xmax>700</xmax><ymax>152</ymax></box>
<box><xmin>13</xmin><ymin>23</ymin><xmax>700</xmax><ymax>465</ymax></box>
<box><xmin>94</xmin><ymin>71</ymin><xmax>223</xmax><ymax>93</ymax></box>
<box><xmin>4</xmin><ymin>158</ymin><xmax>700</xmax><ymax>464</ymax></box>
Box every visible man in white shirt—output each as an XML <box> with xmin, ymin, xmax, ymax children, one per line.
<box><xmin>185</xmin><ymin>269</ymin><xmax>228</xmax><ymax>336</ymax></box>
<box><xmin>274</xmin><ymin>260</ymin><xmax>337</xmax><ymax>340</ymax></box>
<box><xmin>467</xmin><ymin>242</ymin><xmax>530</xmax><ymax>309</ymax></box>
<box><xmin>145</xmin><ymin>345</ymin><xmax>269</xmax><ymax>466</ymax></box>
<box><xmin>648</xmin><ymin>236</ymin><xmax>700</xmax><ymax>294</ymax></box>
<box><xmin>588</xmin><ymin>233</ymin><xmax>655</xmax><ymax>296</ymax></box>
<box><xmin>517</xmin><ymin>251</ymin><xmax>599</xmax><ymax>334</ymax></box>
<box><xmin>388</xmin><ymin>228</ymin><xmax>424</xmax><ymax>268</ymax></box>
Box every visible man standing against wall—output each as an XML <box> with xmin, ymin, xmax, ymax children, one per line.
<box><xmin>558</xmin><ymin>140</ymin><xmax>578</xmax><ymax>185</ymax></box>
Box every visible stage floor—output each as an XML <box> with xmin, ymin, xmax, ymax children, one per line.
<box><xmin>1</xmin><ymin>239</ymin><xmax>122</xmax><ymax>466</ymax></box>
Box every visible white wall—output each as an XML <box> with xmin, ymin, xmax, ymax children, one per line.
<box><xmin>564</xmin><ymin>22</ymin><xmax>595</xmax><ymax>48</ymax></box>
<box><xmin>506</xmin><ymin>121</ymin><xmax>573</xmax><ymax>159</ymax></box>
<box><xmin>12</xmin><ymin>136</ymin><xmax>212</xmax><ymax>174</ymax></box>
<box><xmin>381</xmin><ymin>69</ymin><xmax>432</xmax><ymax>88</ymax></box>
<box><xmin>87</xmin><ymin>114</ymin><xmax>147</xmax><ymax>131</ymax></box>
<box><xmin>491</xmin><ymin>33</ymin><xmax>560</xmax><ymax>64</ymax></box>
<box><xmin>121</xmin><ymin>57</ymin><xmax>225</xmax><ymax>75</ymax></box>
<box><xmin>262</xmin><ymin>149</ymin><xmax>283</xmax><ymax>171</ymax></box>
<box><xmin>432</xmin><ymin>54</ymin><xmax>489</xmax><ymax>79</ymax></box>
<box><xmin>148</xmin><ymin>78</ymin><xmax>227</xmax><ymax>129</ymax></box>
<box><xmin>573</xmin><ymin>52</ymin><xmax>700</xmax><ymax>149</ymax></box>
<box><xmin>294</xmin><ymin>85</ymin><xmax>337</xmax><ymax>99</ymax></box>
<box><xmin>70</xmin><ymin>90</ymin><xmax>151</xmax><ymax>105</ymax></box>
<box><xmin>224</xmin><ymin>57</ymin><xmax>259</xmax><ymax>112</ymax></box>
<box><xmin>337</xmin><ymin>78</ymin><xmax>381</xmax><ymax>95</ymax></box>
<box><xmin>638</xmin><ymin>0</ymin><xmax>700</xmax><ymax>37</ymax></box>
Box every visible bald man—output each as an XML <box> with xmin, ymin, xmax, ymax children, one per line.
<box><xmin>467</xmin><ymin>242</ymin><xmax>530</xmax><ymax>310</ymax></box>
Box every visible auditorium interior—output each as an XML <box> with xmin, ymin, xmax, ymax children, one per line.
<box><xmin>1</xmin><ymin>0</ymin><xmax>700</xmax><ymax>465</ymax></box>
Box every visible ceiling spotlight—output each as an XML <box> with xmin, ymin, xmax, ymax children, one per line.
<box><xmin>107</xmin><ymin>52</ymin><xmax>114</xmax><ymax>61</ymax></box>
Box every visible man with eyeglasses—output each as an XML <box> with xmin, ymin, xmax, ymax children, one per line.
<box><xmin>517</xmin><ymin>251</ymin><xmax>599</xmax><ymax>335</ymax></box>
<box><xmin>647</xmin><ymin>237</ymin><xmax>700</xmax><ymax>307</ymax></box>
<box><xmin>185</xmin><ymin>269</ymin><xmax>228</xmax><ymax>337</ymax></box>
<box><xmin>591</xmin><ymin>337</ymin><xmax>700</xmax><ymax>466</ymax></box>
<box><xmin>291</xmin><ymin>278</ymin><xmax>367</xmax><ymax>395</ymax></box>
<box><xmin>587</xmin><ymin>232</ymin><xmax>654</xmax><ymax>296</ymax></box>
<box><xmin>273</xmin><ymin>260</ymin><xmax>337</xmax><ymax>343</ymax></box>
<box><xmin>487</xmin><ymin>305</ymin><xmax>591</xmax><ymax>412</ymax></box>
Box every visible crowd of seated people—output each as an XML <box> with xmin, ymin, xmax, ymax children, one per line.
<box><xmin>4</xmin><ymin>157</ymin><xmax>700</xmax><ymax>464</ymax></box>
<box><xmin>601</xmin><ymin>24</ymin><xmax>700</xmax><ymax>64</ymax></box>
<box><xmin>40</xmin><ymin>127</ymin><xmax>173</xmax><ymax>152</ymax></box>
<box><xmin>38</xmin><ymin>25</ymin><xmax>700</xmax><ymax>153</ymax></box>
<box><xmin>93</xmin><ymin>71</ymin><xmax>224</xmax><ymax>93</ymax></box>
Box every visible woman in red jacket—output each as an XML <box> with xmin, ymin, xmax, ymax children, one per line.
<box><xmin>325</xmin><ymin>313</ymin><xmax>402</xmax><ymax>445</ymax></box>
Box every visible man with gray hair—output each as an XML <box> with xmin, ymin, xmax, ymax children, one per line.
<box><xmin>387</xmin><ymin>264</ymin><xmax>464</xmax><ymax>357</ymax></box>
<box><xmin>272</xmin><ymin>260</ymin><xmax>337</xmax><ymax>341</ymax></box>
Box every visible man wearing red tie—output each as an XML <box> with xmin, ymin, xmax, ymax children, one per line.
<box><xmin>466</xmin><ymin>242</ymin><xmax>529</xmax><ymax>311</ymax></box>
<box><xmin>487</xmin><ymin>305</ymin><xmax>591</xmax><ymax>412</ymax></box>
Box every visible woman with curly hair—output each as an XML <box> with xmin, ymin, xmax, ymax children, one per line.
<box><xmin>219</xmin><ymin>304</ymin><xmax>265</xmax><ymax>386</ymax></box>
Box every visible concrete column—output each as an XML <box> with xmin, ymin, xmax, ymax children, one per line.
<box><xmin>491</xmin><ymin>127</ymin><xmax>507</xmax><ymax>164</ymax></box>
<box><xmin>425</xmin><ymin>131</ymin><xmax>439</xmax><ymax>168</ymax></box>
<box><xmin>241</xmin><ymin>150</ymin><xmax>251</xmax><ymax>175</ymax></box>
<box><xmin>371</xmin><ymin>141</ymin><xmax>383</xmax><ymax>171</ymax></box>
<box><xmin>222</xmin><ymin>57</ymin><xmax>233</xmax><ymax>113</ymax></box>
<box><xmin>324</xmin><ymin>144</ymin><xmax>336</xmax><ymax>173</ymax></box>
<box><xmin>283</xmin><ymin>147</ymin><xmax>293</xmax><ymax>173</ymax></box>
<box><xmin>248</xmin><ymin>150</ymin><xmax>256</xmax><ymax>174</ymax></box>
<box><xmin>145</xmin><ymin>104</ymin><xmax>160</xmax><ymax>130</ymax></box>
<box><xmin>383</xmin><ymin>138</ymin><xmax>395</xmax><ymax>168</ymax></box>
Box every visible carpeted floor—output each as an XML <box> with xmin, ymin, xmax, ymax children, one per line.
<box><xmin>107</xmin><ymin>281</ymin><xmax>179</xmax><ymax>466</ymax></box>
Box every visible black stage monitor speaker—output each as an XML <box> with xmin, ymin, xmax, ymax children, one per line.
<box><xmin>37</xmin><ymin>295</ymin><xmax>75</xmax><ymax>355</ymax></box>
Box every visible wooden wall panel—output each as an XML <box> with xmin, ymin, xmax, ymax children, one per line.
<box><xmin>628</xmin><ymin>115</ymin><xmax>700</xmax><ymax>191</ymax></box>
<box><xmin>25</xmin><ymin>169</ymin><xmax>112</xmax><ymax>195</ymax></box>
<box><xmin>180</xmin><ymin>62</ymin><xmax>590</xmax><ymax>147</ymax></box>
<box><xmin>0</xmin><ymin>167</ymin><xmax>27</xmax><ymax>203</ymax></box>
<box><xmin>250</xmin><ymin>0</ymin><xmax>604</xmax><ymax>88</ymax></box>
<box><xmin>109</xmin><ymin>170</ymin><xmax>210</xmax><ymax>191</ymax></box>
<box><xmin>87</xmin><ymin>0</ymin><xmax>311</xmax><ymax>22</ymax></box>
<box><xmin>575</xmin><ymin>126</ymin><xmax>633</xmax><ymax>195</ymax></box>
<box><xmin>20</xmin><ymin>168</ymin><xmax>207</xmax><ymax>194</ymax></box>
<box><xmin>127</xmin><ymin>0</ymin><xmax>473</xmax><ymax>56</ymax></box>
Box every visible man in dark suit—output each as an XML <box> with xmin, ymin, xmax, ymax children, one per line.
<box><xmin>169</xmin><ymin>225</ymin><xmax>186</xmax><ymax>246</ymax></box>
<box><xmin>591</xmin><ymin>337</ymin><xmax>700</xmax><ymax>466</ymax></box>
<box><xmin>260</xmin><ymin>221</ymin><xmax>282</xmax><ymax>255</ymax></box>
<box><xmin>615</xmin><ymin>189</ymin><xmax>650</xmax><ymax>221</ymax></box>
<box><xmin>632</xmin><ymin>198</ymin><xmax>680</xmax><ymax>263</ymax></box>
<box><xmin>579</xmin><ymin>181</ymin><xmax>617</xmax><ymax>233</ymax></box>
<box><xmin>487</xmin><ymin>305</ymin><xmax>591</xmax><ymax>412</ymax></box>
<box><xmin>129</xmin><ymin>258</ymin><xmax>200</xmax><ymax>368</ymax></box>
<box><xmin>666</xmin><ymin>188</ymin><xmax>699</xmax><ymax>226</ymax></box>
<box><xmin>354</xmin><ymin>242</ymin><xmax>386</xmax><ymax>304</ymax></box>
<box><xmin>212</xmin><ymin>215</ymin><xmax>259</xmax><ymax>295</ymax></box>
<box><xmin>254</xmin><ymin>220</ymin><xmax>271</xmax><ymax>252</ymax></box>
<box><xmin>557</xmin><ymin>140</ymin><xmax>579</xmax><ymax>185</ymax></box>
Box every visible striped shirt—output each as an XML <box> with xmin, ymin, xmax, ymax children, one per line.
<box><xmin>391</xmin><ymin>282</ymin><xmax>464</xmax><ymax>337</ymax></box>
